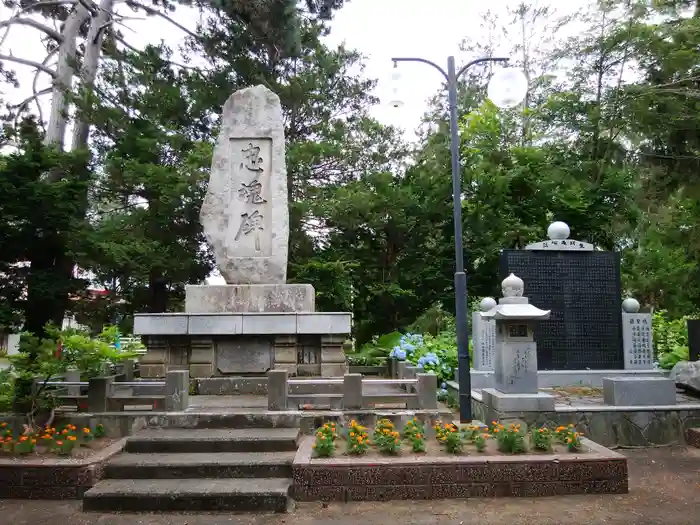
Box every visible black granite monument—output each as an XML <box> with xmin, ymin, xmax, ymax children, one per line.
<box><xmin>499</xmin><ymin>222</ymin><xmax>623</xmax><ymax>370</ymax></box>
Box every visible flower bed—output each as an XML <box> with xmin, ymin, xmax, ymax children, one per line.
<box><xmin>0</xmin><ymin>421</ymin><xmax>125</xmax><ymax>499</ymax></box>
<box><xmin>293</xmin><ymin>419</ymin><xmax>628</xmax><ymax>501</ymax></box>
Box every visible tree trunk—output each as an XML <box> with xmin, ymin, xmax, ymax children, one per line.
<box><xmin>23</xmin><ymin>235</ymin><xmax>68</xmax><ymax>336</ymax></box>
<box><xmin>148</xmin><ymin>272</ymin><xmax>169</xmax><ymax>313</ymax></box>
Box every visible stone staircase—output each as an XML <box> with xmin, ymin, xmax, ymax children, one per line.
<box><xmin>83</xmin><ymin>426</ymin><xmax>299</xmax><ymax>512</ymax></box>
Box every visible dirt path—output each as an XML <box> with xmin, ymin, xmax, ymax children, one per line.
<box><xmin>1</xmin><ymin>446</ymin><xmax>698</xmax><ymax>525</ymax></box>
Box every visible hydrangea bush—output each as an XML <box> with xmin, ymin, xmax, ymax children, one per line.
<box><xmin>386</xmin><ymin>331</ymin><xmax>462</xmax><ymax>385</ymax></box>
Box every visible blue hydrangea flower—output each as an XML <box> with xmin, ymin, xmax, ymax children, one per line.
<box><xmin>389</xmin><ymin>347</ymin><xmax>406</xmax><ymax>360</ymax></box>
<box><xmin>441</xmin><ymin>382</ymin><xmax>447</xmax><ymax>389</ymax></box>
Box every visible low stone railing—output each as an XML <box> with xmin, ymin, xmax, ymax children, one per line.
<box><xmin>267</xmin><ymin>369</ymin><xmax>437</xmax><ymax>411</ymax></box>
<box><xmin>41</xmin><ymin>370</ymin><xmax>189</xmax><ymax>412</ymax></box>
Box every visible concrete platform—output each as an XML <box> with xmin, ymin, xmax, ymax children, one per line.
<box><xmin>467</xmin><ymin>368</ymin><xmax>668</xmax><ymax>389</ymax></box>
<box><xmin>133</xmin><ymin>312</ymin><xmax>351</xmax><ymax>335</ymax></box>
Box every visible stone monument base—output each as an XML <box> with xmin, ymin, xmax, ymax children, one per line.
<box><xmin>602</xmin><ymin>376</ymin><xmax>677</xmax><ymax>406</ymax></box>
<box><xmin>481</xmin><ymin>388</ymin><xmax>556</xmax><ymax>413</ymax></box>
<box><xmin>133</xmin><ymin>312</ymin><xmax>350</xmax><ymax>378</ymax></box>
<box><xmin>185</xmin><ymin>284</ymin><xmax>315</xmax><ymax>313</ymax></box>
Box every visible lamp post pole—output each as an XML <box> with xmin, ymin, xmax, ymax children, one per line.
<box><xmin>391</xmin><ymin>55</ymin><xmax>509</xmax><ymax>422</ymax></box>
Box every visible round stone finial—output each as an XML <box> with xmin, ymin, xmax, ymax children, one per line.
<box><xmin>547</xmin><ymin>221</ymin><xmax>570</xmax><ymax>240</ymax></box>
<box><xmin>479</xmin><ymin>297</ymin><xmax>497</xmax><ymax>312</ymax></box>
<box><xmin>501</xmin><ymin>273</ymin><xmax>524</xmax><ymax>298</ymax></box>
<box><xmin>622</xmin><ymin>297</ymin><xmax>640</xmax><ymax>313</ymax></box>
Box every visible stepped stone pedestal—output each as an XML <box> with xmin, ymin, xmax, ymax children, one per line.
<box><xmin>480</xmin><ymin>274</ymin><xmax>555</xmax><ymax>419</ymax></box>
<box><xmin>133</xmin><ymin>85</ymin><xmax>350</xmax><ymax>378</ymax></box>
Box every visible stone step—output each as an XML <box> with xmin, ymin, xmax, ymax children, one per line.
<box><xmin>182</xmin><ymin>412</ymin><xmax>301</xmax><ymax>429</ymax></box>
<box><xmin>126</xmin><ymin>428</ymin><xmax>299</xmax><ymax>453</ymax></box>
<box><xmin>105</xmin><ymin>451</ymin><xmax>295</xmax><ymax>479</ymax></box>
<box><xmin>82</xmin><ymin>478</ymin><xmax>292</xmax><ymax>512</ymax></box>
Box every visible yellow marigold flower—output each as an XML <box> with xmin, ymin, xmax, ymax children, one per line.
<box><xmin>312</xmin><ymin>444</ymin><xmax>316</xmax><ymax>449</ymax></box>
<box><xmin>83</xmin><ymin>428</ymin><xmax>90</xmax><ymax>434</ymax></box>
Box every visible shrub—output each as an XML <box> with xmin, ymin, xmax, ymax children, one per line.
<box><xmin>565</xmin><ymin>430</ymin><xmax>584</xmax><ymax>452</ymax></box>
<box><xmin>373</xmin><ymin>419</ymin><xmax>401</xmax><ymax>455</ymax></box>
<box><xmin>555</xmin><ymin>424</ymin><xmax>575</xmax><ymax>443</ymax></box>
<box><xmin>653</xmin><ymin>310</ymin><xmax>694</xmax><ymax>369</ymax></box>
<box><xmin>409</xmin><ymin>430</ymin><xmax>426</xmax><ymax>453</ymax></box>
<box><xmin>530</xmin><ymin>427</ymin><xmax>553</xmax><ymax>452</ymax></box>
<box><xmin>401</xmin><ymin>417</ymin><xmax>424</xmax><ymax>440</ymax></box>
<box><xmin>492</xmin><ymin>422</ymin><xmax>526</xmax><ymax>454</ymax></box>
<box><xmin>474</xmin><ymin>433</ymin><xmax>489</xmax><ymax>452</ymax></box>
<box><xmin>346</xmin><ymin>420</ymin><xmax>370</xmax><ymax>455</ymax></box>
<box><xmin>312</xmin><ymin>423</ymin><xmax>337</xmax><ymax>457</ymax></box>
<box><xmin>434</xmin><ymin>421</ymin><xmax>462</xmax><ymax>454</ymax></box>
<box><xmin>0</xmin><ymin>422</ymin><xmax>107</xmax><ymax>457</ymax></box>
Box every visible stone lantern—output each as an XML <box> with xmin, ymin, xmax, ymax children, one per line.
<box><xmin>480</xmin><ymin>273</ymin><xmax>556</xmax><ymax>414</ymax></box>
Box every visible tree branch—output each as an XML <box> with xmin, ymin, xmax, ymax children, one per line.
<box><xmin>0</xmin><ymin>17</ymin><xmax>64</xmax><ymax>42</ymax></box>
<box><xmin>13</xmin><ymin>87</ymin><xmax>52</xmax><ymax>114</ymax></box>
<box><xmin>0</xmin><ymin>53</ymin><xmax>57</xmax><ymax>77</ymax></box>
<box><xmin>123</xmin><ymin>1</ymin><xmax>198</xmax><ymax>40</ymax></box>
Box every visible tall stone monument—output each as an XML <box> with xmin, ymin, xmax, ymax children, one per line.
<box><xmin>133</xmin><ymin>85</ymin><xmax>351</xmax><ymax>379</ymax></box>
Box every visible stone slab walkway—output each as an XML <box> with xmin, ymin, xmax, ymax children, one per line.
<box><xmin>2</xmin><ymin>446</ymin><xmax>698</xmax><ymax>525</ymax></box>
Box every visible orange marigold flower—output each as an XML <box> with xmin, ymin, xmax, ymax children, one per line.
<box><xmin>67</xmin><ymin>436</ymin><xmax>77</xmax><ymax>441</ymax></box>
<box><xmin>83</xmin><ymin>428</ymin><xmax>90</xmax><ymax>434</ymax></box>
<box><xmin>0</xmin><ymin>422</ymin><xmax>6</xmax><ymax>427</ymax></box>
<box><xmin>30</xmin><ymin>439</ymin><xmax>36</xmax><ymax>445</ymax></box>
<box><xmin>394</xmin><ymin>439</ymin><xmax>399</xmax><ymax>444</ymax></box>
<box><xmin>415</xmin><ymin>433</ymin><xmax>422</xmax><ymax>439</ymax></box>
<box><xmin>19</xmin><ymin>436</ymin><xmax>28</xmax><ymax>442</ymax></box>
<box><xmin>350</xmin><ymin>432</ymin><xmax>355</xmax><ymax>437</ymax></box>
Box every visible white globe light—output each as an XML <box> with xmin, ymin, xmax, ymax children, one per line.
<box><xmin>388</xmin><ymin>68</ymin><xmax>404</xmax><ymax>109</ymax></box>
<box><xmin>487</xmin><ymin>67</ymin><xmax>528</xmax><ymax>109</ymax></box>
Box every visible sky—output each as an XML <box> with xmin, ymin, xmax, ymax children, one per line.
<box><xmin>0</xmin><ymin>0</ymin><xmax>587</xmax><ymax>286</ymax></box>
<box><xmin>0</xmin><ymin>0</ymin><xmax>587</xmax><ymax>142</ymax></box>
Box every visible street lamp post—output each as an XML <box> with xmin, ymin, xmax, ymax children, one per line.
<box><xmin>390</xmin><ymin>56</ymin><xmax>527</xmax><ymax>422</ymax></box>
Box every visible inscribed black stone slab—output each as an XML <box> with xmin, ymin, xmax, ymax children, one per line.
<box><xmin>500</xmin><ymin>250</ymin><xmax>623</xmax><ymax>370</ymax></box>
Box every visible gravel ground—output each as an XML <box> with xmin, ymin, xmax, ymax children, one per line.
<box><xmin>1</xmin><ymin>446</ymin><xmax>699</xmax><ymax>525</ymax></box>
